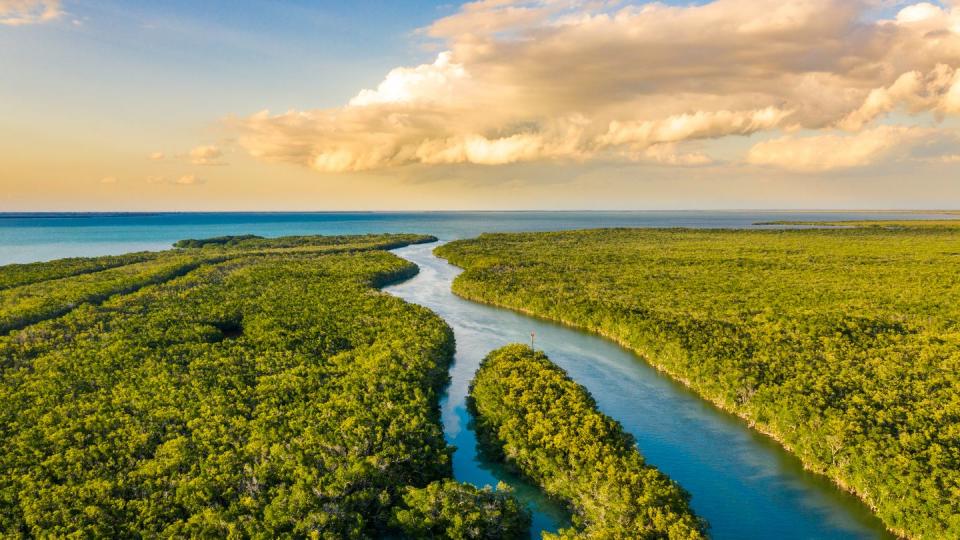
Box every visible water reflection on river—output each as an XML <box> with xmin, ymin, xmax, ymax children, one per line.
<box><xmin>385</xmin><ymin>242</ymin><xmax>892</xmax><ymax>540</ymax></box>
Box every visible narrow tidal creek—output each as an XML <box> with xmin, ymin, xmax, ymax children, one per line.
<box><xmin>384</xmin><ymin>242</ymin><xmax>892</xmax><ymax>540</ymax></box>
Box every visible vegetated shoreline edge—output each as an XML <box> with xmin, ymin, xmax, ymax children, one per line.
<box><xmin>0</xmin><ymin>235</ymin><xmax>440</xmax><ymax>337</ymax></box>
<box><xmin>2</xmin><ymin>233</ymin><xmax>481</xmax><ymax>537</ymax></box>
<box><xmin>433</xmin><ymin>249</ymin><xmax>908</xmax><ymax>540</ymax></box>
<box><xmin>382</xmin><ymin>240</ymin><xmax>579</xmax><ymax>536</ymax></box>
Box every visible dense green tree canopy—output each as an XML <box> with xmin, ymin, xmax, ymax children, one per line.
<box><xmin>469</xmin><ymin>344</ymin><xmax>706</xmax><ymax>539</ymax></box>
<box><xmin>0</xmin><ymin>233</ymin><xmax>524</xmax><ymax>538</ymax></box>
<box><xmin>440</xmin><ymin>227</ymin><xmax>960</xmax><ymax>539</ymax></box>
<box><xmin>391</xmin><ymin>479</ymin><xmax>531</xmax><ymax>539</ymax></box>
<box><xmin>0</xmin><ymin>252</ymin><xmax>159</xmax><ymax>291</ymax></box>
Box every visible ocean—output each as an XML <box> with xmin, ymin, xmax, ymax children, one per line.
<box><xmin>0</xmin><ymin>210</ymin><xmax>948</xmax><ymax>264</ymax></box>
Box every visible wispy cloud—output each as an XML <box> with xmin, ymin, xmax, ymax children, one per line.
<box><xmin>145</xmin><ymin>174</ymin><xmax>205</xmax><ymax>186</ymax></box>
<box><xmin>0</xmin><ymin>0</ymin><xmax>61</xmax><ymax>26</ymax></box>
<box><xmin>148</xmin><ymin>146</ymin><xmax>226</xmax><ymax>166</ymax></box>
<box><xmin>175</xmin><ymin>174</ymin><xmax>202</xmax><ymax>185</ymax></box>
<box><xmin>189</xmin><ymin>145</ymin><xmax>225</xmax><ymax>166</ymax></box>
<box><xmin>229</xmin><ymin>0</ymin><xmax>960</xmax><ymax>173</ymax></box>
<box><xmin>744</xmin><ymin>126</ymin><xmax>948</xmax><ymax>172</ymax></box>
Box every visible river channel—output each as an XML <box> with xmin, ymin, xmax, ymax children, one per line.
<box><xmin>384</xmin><ymin>241</ymin><xmax>893</xmax><ymax>540</ymax></box>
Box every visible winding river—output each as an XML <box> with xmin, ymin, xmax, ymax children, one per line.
<box><xmin>5</xmin><ymin>211</ymin><xmax>931</xmax><ymax>537</ymax></box>
<box><xmin>384</xmin><ymin>241</ymin><xmax>893</xmax><ymax>540</ymax></box>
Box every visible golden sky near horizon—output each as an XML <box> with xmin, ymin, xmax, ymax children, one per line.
<box><xmin>3</xmin><ymin>0</ymin><xmax>960</xmax><ymax>210</ymax></box>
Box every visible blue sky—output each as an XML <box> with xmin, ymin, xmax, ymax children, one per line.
<box><xmin>3</xmin><ymin>2</ymin><xmax>452</xmax><ymax>125</ymax></box>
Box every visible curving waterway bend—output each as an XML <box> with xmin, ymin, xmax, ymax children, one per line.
<box><xmin>384</xmin><ymin>241</ymin><xmax>893</xmax><ymax>540</ymax></box>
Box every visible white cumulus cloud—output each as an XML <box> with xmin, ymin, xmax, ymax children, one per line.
<box><xmin>597</xmin><ymin>108</ymin><xmax>793</xmax><ymax>148</ymax></box>
<box><xmin>349</xmin><ymin>52</ymin><xmax>469</xmax><ymax>107</ymax></box>
<box><xmin>229</xmin><ymin>0</ymin><xmax>960</xmax><ymax>174</ymax></box>
<box><xmin>837</xmin><ymin>65</ymin><xmax>960</xmax><ymax>130</ymax></box>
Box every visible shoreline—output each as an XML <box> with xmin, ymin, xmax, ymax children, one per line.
<box><xmin>437</xmin><ymin>255</ymin><xmax>908</xmax><ymax>540</ymax></box>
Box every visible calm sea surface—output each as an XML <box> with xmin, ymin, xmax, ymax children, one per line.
<box><xmin>0</xmin><ymin>210</ymin><xmax>948</xmax><ymax>264</ymax></box>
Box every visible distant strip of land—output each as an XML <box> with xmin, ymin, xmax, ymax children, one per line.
<box><xmin>755</xmin><ymin>219</ymin><xmax>960</xmax><ymax>227</ymax></box>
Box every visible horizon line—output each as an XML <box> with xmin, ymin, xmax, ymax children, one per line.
<box><xmin>1</xmin><ymin>209</ymin><xmax>959</xmax><ymax>215</ymax></box>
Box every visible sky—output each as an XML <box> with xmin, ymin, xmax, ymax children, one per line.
<box><xmin>2</xmin><ymin>0</ymin><xmax>960</xmax><ymax>211</ymax></box>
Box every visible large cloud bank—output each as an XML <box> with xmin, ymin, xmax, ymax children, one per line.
<box><xmin>231</xmin><ymin>0</ymin><xmax>960</xmax><ymax>173</ymax></box>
